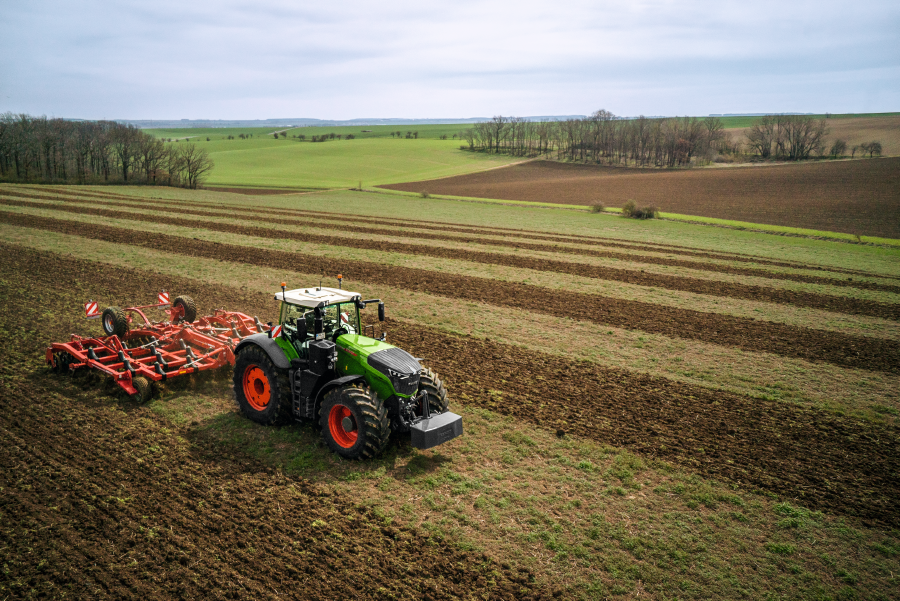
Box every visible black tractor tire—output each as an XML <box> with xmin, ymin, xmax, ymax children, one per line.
<box><xmin>131</xmin><ymin>376</ymin><xmax>151</xmax><ymax>403</ymax></box>
<box><xmin>418</xmin><ymin>367</ymin><xmax>449</xmax><ymax>415</ymax></box>
<box><xmin>101</xmin><ymin>307</ymin><xmax>129</xmax><ymax>338</ymax></box>
<box><xmin>320</xmin><ymin>384</ymin><xmax>390</xmax><ymax>460</ymax></box>
<box><xmin>233</xmin><ymin>345</ymin><xmax>291</xmax><ymax>426</ymax></box>
<box><xmin>172</xmin><ymin>295</ymin><xmax>197</xmax><ymax>324</ymax></box>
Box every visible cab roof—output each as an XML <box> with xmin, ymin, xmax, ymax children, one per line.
<box><xmin>274</xmin><ymin>286</ymin><xmax>361</xmax><ymax>309</ymax></box>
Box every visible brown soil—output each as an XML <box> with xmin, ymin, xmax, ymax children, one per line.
<box><xmin>4</xmin><ymin>243</ymin><xmax>898</xmax><ymax>528</ymax></box>
<box><xmin>17</xmin><ymin>184</ymin><xmax>897</xmax><ymax>281</ymax></box>
<box><xmin>379</xmin><ymin>158</ymin><xmax>900</xmax><ymax>239</ymax></box>
<box><xmin>4</xmin><ymin>195</ymin><xmax>899</xmax><ymax>321</ymax></box>
<box><xmin>3</xmin><ymin>210</ymin><xmax>897</xmax><ymax>374</ymax></box>
<box><xmin>0</xmin><ymin>258</ymin><xmax>547</xmax><ymax>600</ymax></box>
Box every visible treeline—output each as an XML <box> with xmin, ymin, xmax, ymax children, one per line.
<box><xmin>460</xmin><ymin>111</ymin><xmax>875</xmax><ymax>166</ymax></box>
<box><xmin>460</xmin><ymin>111</ymin><xmax>731</xmax><ymax>167</ymax></box>
<box><xmin>0</xmin><ymin>113</ymin><xmax>214</xmax><ymax>188</ymax></box>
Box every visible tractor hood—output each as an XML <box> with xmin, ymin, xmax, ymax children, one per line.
<box><xmin>336</xmin><ymin>334</ymin><xmax>422</xmax><ymax>396</ymax></box>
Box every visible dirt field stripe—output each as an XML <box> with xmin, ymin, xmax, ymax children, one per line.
<box><xmin>4</xmin><ymin>196</ymin><xmax>899</xmax><ymax>323</ymax></box>
<box><xmin>7</xmin><ymin>187</ymin><xmax>897</xmax><ymax>294</ymax></box>
<box><xmin>6</xmin><ymin>242</ymin><xmax>897</xmax><ymax>527</ymax></box>
<box><xmin>3</xmin><ymin>210</ymin><xmax>898</xmax><ymax>374</ymax></box>
<box><xmin>14</xmin><ymin>184</ymin><xmax>891</xmax><ymax>279</ymax></box>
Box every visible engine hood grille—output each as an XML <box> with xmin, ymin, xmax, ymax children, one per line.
<box><xmin>367</xmin><ymin>347</ymin><xmax>421</xmax><ymax>395</ymax></box>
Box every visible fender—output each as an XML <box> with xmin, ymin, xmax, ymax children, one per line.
<box><xmin>234</xmin><ymin>332</ymin><xmax>291</xmax><ymax>369</ymax></box>
<box><xmin>315</xmin><ymin>374</ymin><xmax>366</xmax><ymax>404</ymax></box>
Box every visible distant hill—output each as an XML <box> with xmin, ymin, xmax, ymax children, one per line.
<box><xmin>115</xmin><ymin>116</ymin><xmax>588</xmax><ymax>129</ymax></box>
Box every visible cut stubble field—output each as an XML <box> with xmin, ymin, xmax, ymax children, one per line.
<box><xmin>2</xmin><ymin>184</ymin><xmax>899</xmax><ymax>600</ymax></box>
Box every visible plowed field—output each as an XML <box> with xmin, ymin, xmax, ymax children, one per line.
<box><xmin>379</xmin><ymin>158</ymin><xmax>900</xmax><ymax>239</ymax></box>
<box><xmin>2</xmin><ymin>211</ymin><xmax>897</xmax><ymax>373</ymax></box>
<box><xmin>0</xmin><ymin>251</ymin><xmax>546</xmax><ymax>601</ymax></box>
<box><xmin>4</xmin><ymin>244</ymin><xmax>899</xmax><ymax>526</ymax></box>
<box><xmin>2</xmin><ymin>183</ymin><xmax>898</xmax><ymax>600</ymax></box>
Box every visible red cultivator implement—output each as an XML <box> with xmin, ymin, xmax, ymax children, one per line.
<box><xmin>47</xmin><ymin>292</ymin><xmax>269</xmax><ymax>402</ymax></box>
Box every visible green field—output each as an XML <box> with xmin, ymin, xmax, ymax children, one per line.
<box><xmin>149</xmin><ymin>128</ymin><xmax>519</xmax><ymax>190</ymax></box>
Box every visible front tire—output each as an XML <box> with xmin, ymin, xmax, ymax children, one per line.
<box><xmin>234</xmin><ymin>346</ymin><xmax>291</xmax><ymax>425</ymax></box>
<box><xmin>417</xmin><ymin>367</ymin><xmax>449</xmax><ymax>416</ymax></box>
<box><xmin>320</xmin><ymin>384</ymin><xmax>390</xmax><ymax>460</ymax></box>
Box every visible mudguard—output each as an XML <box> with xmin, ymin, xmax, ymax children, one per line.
<box><xmin>234</xmin><ymin>333</ymin><xmax>290</xmax><ymax>369</ymax></box>
<box><xmin>316</xmin><ymin>374</ymin><xmax>366</xmax><ymax>403</ymax></box>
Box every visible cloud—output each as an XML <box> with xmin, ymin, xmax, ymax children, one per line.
<box><xmin>1</xmin><ymin>0</ymin><xmax>897</xmax><ymax>119</ymax></box>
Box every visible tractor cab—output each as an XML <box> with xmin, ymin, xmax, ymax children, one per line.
<box><xmin>276</xmin><ymin>286</ymin><xmax>363</xmax><ymax>357</ymax></box>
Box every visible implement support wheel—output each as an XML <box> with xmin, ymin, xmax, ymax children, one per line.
<box><xmin>101</xmin><ymin>307</ymin><xmax>129</xmax><ymax>338</ymax></box>
<box><xmin>172</xmin><ymin>295</ymin><xmax>197</xmax><ymax>324</ymax></box>
<box><xmin>131</xmin><ymin>377</ymin><xmax>151</xmax><ymax>403</ymax></box>
<box><xmin>320</xmin><ymin>384</ymin><xmax>390</xmax><ymax>460</ymax></box>
<box><xmin>233</xmin><ymin>345</ymin><xmax>290</xmax><ymax>425</ymax></box>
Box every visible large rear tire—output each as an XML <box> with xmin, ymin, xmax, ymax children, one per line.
<box><xmin>101</xmin><ymin>307</ymin><xmax>128</xmax><ymax>338</ymax></box>
<box><xmin>233</xmin><ymin>345</ymin><xmax>291</xmax><ymax>425</ymax></box>
<box><xmin>172</xmin><ymin>295</ymin><xmax>197</xmax><ymax>324</ymax></box>
<box><xmin>320</xmin><ymin>384</ymin><xmax>390</xmax><ymax>460</ymax></box>
<box><xmin>417</xmin><ymin>367</ymin><xmax>449</xmax><ymax>415</ymax></box>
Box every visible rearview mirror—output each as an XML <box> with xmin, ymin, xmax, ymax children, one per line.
<box><xmin>378</xmin><ymin>302</ymin><xmax>385</xmax><ymax>322</ymax></box>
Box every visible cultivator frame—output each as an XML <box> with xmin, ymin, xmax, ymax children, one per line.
<box><xmin>47</xmin><ymin>294</ymin><xmax>269</xmax><ymax>398</ymax></box>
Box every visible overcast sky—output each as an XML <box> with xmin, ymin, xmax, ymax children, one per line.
<box><xmin>1</xmin><ymin>0</ymin><xmax>898</xmax><ymax>120</ymax></box>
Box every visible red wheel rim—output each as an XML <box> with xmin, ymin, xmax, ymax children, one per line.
<box><xmin>242</xmin><ymin>365</ymin><xmax>271</xmax><ymax>411</ymax></box>
<box><xmin>328</xmin><ymin>404</ymin><xmax>358</xmax><ymax>448</ymax></box>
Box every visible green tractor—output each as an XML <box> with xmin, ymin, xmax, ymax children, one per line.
<box><xmin>232</xmin><ymin>279</ymin><xmax>463</xmax><ymax>459</ymax></box>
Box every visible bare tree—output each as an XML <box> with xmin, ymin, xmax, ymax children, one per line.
<box><xmin>746</xmin><ymin>115</ymin><xmax>777</xmax><ymax>158</ymax></box>
<box><xmin>865</xmin><ymin>141</ymin><xmax>883</xmax><ymax>157</ymax></box>
<box><xmin>829</xmin><ymin>139</ymin><xmax>847</xmax><ymax>157</ymax></box>
<box><xmin>177</xmin><ymin>143</ymin><xmax>214</xmax><ymax>189</ymax></box>
<box><xmin>110</xmin><ymin>124</ymin><xmax>141</xmax><ymax>181</ymax></box>
<box><xmin>776</xmin><ymin>115</ymin><xmax>828</xmax><ymax>160</ymax></box>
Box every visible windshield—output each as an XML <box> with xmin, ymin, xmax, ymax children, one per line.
<box><xmin>279</xmin><ymin>302</ymin><xmax>359</xmax><ymax>338</ymax></box>
<box><xmin>323</xmin><ymin>302</ymin><xmax>359</xmax><ymax>336</ymax></box>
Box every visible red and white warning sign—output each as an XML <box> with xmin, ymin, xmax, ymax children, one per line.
<box><xmin>270</xmin><ymin>324</ymin><xmax>283</xmax><ymax>339</ymax></box>
<box><xmin>158</xmin><ymin>291</ymin><xmax>170</xmax><ymax>305</ymax></box>
<box><xmin>84</xmin><ymin>301</ymin><xmax>100</xmax><ymax>319</ymax></box>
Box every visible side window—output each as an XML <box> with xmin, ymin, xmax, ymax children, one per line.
<box><xmin>338</xmin><ymin>303</ymin><xmax>357</xmax><ymax>334</ymax></box>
